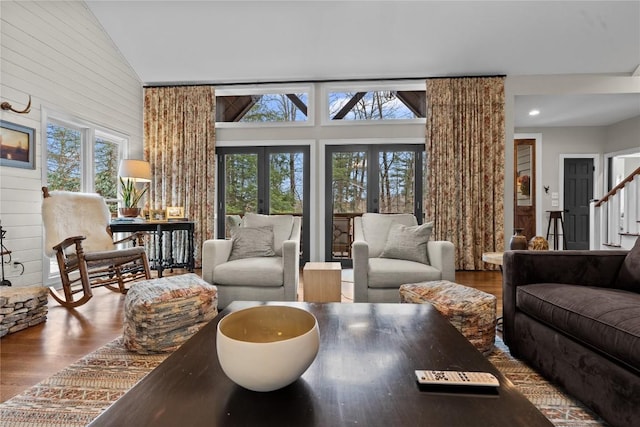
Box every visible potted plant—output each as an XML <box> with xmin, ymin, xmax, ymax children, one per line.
<box><xmin>119</xmin><ymin>177</ymin><xmax>148</xmax><ymax>217</ymax></box>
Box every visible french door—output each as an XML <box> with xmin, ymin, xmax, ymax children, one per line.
<box><xmin>216</xmin><ymin>146</ymin><xmax>310</xmax><ymax>262</ymax></box>
<box><xmin>325</xmin><ymin>144</ymin><xmax>425</xmax><ymax>265</ymax></box>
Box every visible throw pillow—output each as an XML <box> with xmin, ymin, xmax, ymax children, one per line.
<box><xmin>228</xmin><ymin>226</ymin><xmax>276</xmax><ymax>261</ymax></box>
<box><xmin>614</xmin><ymin>238</ymin><xmax>640</xmax><ymax>292</ymax></box>
<box><xmin>361</xmin><ymin>213</ymin><xmax>418</xmax><ymax>258</ymax></box>
<box><xmin>380</xmin><ymin>222</ymin><xmax>433</xmax><ymax>265</ymax></box>
<box><xmin>241</xmin><ymin>213</ymin><xmax>294</xmax><ymax>256</ymax></box>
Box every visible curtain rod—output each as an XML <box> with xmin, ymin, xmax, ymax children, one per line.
<box><xmin>143</xmin><ymin>74</ymin><xmax>506</xmax><ymax>89</ymax></box>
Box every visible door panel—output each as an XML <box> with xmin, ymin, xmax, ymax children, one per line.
<box><xmin>327</xmin><ymin>149</ymin><xmax>368</xmax><ymax>263</ymax></box>
<box><xmin>216</xmin><ymin>146</ymin><xmax>310</xmax><ymax>262</ymax></box>
<box><xmin>325</xmin><ymin>144</ymin><xmax>424</xmax><ymax>265</ymax></box>
<box><xmin>564</xmin><ymin>158</ymin><xmax>593</xmax><ymax>250</ymax></box>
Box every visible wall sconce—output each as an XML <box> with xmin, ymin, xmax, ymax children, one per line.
<box><xmin>1</xmin><ymin>95</ymin><xmax>32</xmax><ymax>114</ymax></box>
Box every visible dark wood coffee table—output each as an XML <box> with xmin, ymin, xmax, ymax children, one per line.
<box><xmin>89</xmin><ymin>302</ymin><xmax>552</xmax><ymax>426</ymax></box>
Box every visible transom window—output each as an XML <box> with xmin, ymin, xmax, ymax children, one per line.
<box><xmin>216</xmin><ymin>86</ymin><xmax>311</xmax><ymax>125</ymax></box>
<box><xmin>328</xmin><ymin>90</ymin><xmax>425</xmax><ymax>120</ymax></box>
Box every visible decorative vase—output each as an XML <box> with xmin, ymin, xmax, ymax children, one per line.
<box><xmin>119</xmin><ymin>207</ymin><xmax>141</xmax><ymax>218</ymax></box>
<box><xmin>509</xmin><ymin>228</ymin><xmax>528</xmax><ymax>250</ymax></box>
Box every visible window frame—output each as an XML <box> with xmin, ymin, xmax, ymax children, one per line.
<box><xmin>321</xmin><ymin>80</ymin><xmax>427</xmax><ymax>126</ymax></box>
<box><xmin>42</xmin><ymin>109</ymin><xmax>129</xmax><ymax>284</ymax></box>
<box><xmin>215</xmin><ymin>84</ymin><xmax>314</xmax><ymax>128</ymax></box>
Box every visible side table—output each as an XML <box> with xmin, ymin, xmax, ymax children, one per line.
<box><xmin>303</xmin><ymin>262</ymin><xmax>342</xmax><ymax>302</ymax></box>
<box><xmin>110</xmin><ymin>220</ymin><xmax>195</xmax><ymax>277</ymax></box>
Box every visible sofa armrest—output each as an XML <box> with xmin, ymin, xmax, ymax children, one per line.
<box><xmin>201</xmin><ymin>239</ymin><xmax>233</xmax><ymax>285</ymax></box>
<box><xmin>502</xmin><ymin>249</ymin><xmax>627</xmax><ymax>347</ymax></box>
<box><xmin>352</xmin><ymin>240</ymin><xmax>369</xmax><ymax>302</ymax></box>
<box><xmin>427</xmin><ymin>241</ymin><xmax>455</xmax><ymax>282</ymax></box>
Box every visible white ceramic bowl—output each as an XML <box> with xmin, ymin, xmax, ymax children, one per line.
<box><xmin>216</xmin><ymin>305</ymin><xmax>320</xmax><ymax>392</ymax></box>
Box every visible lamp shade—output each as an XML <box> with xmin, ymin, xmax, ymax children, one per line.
<box><xmin>118</xmin><ymin>159</ymin><xmax>151</xmax><ymax>182</ymax></box>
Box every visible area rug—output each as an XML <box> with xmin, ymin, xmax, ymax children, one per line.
<box><xmin>0</xmin><ymin>336</ymin><xmax>606</xmax><ymax>426</ymax></box>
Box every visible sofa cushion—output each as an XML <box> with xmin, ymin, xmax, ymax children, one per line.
<box><xmin>517</xmin><ymin>283</ymin><xmax>640</xmax><ymax>370</ymax></box>
<box><xmin>368</xmin><ymin>258</ymin><xmax>442</xmax><ymax>288</ymax></box>
<box><xmin>380</xmin><ymin>222</ymin><xmax>432</xmax><ymax>265</ymax></box>
<box><xmin>228</xmin><ymin>226</ymin><xmax>275</xmax><ymax>261</ymax></box>
<box><xmin>615</xmin><ymin>238</ymin><xmax>640</xmax><ymax>292</ymax></box>
<box><xmin>242</xmin><ymin>213</ymin><xmax>294</xmax><ymax>256</ymax></box>
<box><xmin>361</xmin><ymin>213</ymin><xmax>417</xmax><ymax>258</ymax></box>
<box><xmin>214</xmin><ymin>256</ymin><xmax>284</xmax><ymax>287</ymax></box>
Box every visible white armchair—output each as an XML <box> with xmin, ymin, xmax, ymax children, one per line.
<box><xmin>202</xmin><ymin>213</ymin><xmax>301</xmax><ymax>309</ymax></box>
<box><xmin>352</xmin><ymin>213</ymin><xmax>455</xmax><ymax>303</ymax></box>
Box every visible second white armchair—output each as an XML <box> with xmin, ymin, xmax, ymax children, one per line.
<box><xmin>352</xmin><ymin>213</ymin><xmax>455</xmax><ymax>303</ymax></box>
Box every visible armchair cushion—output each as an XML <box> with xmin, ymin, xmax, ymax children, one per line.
<box><xmin>380</xmin><ymin>222</ymin><xmax>432</xmax><ymax>265</ymax></box>
<box><xmin>214</xmin><ymin>257</ymin><xmax>284</xmax><ymax>287</ymax></box>
<box><xmin>368</xmin><ymin>258</ymin><xmax>443</xmax><ymax>288</ymax></box>
<box><xmin>228</xmin><ymin>226</ymin><xmax>275</xmax><ymax>261</ymax></box>
<box><xmin>615</xmin><ymin>238</ymin><xmax>640</xmax><ymax>292</ymax></box>
<box><xmin>242</xmin><ymin>213</ymin><xmax>294</xmax><ymax>256</ymax></box>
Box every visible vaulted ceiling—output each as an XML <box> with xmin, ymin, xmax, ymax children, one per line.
<box><xmin>86</xmin><ymin>1</ymin><xmax>640</xmax><ymax>127</ymax></box>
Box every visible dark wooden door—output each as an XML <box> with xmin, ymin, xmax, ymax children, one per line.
<box><xmin>564</xmin><ymin>158</ymin><xmax>593</xmax><ymax>249</ymax></box>
<box><xmin>514</xmin><ymin>139</ymin><xmax>536</xmax><ymax>243</ymax></box>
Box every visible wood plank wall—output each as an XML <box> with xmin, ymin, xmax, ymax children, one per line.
<box><xmin>0</xmin><ymin>0</ymin><xmax>143</xmax><ymax>287</ymax></box>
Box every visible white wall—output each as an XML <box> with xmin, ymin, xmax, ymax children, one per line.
<box><xmin>606</xmin><ymin>116</ymin><xmax>640</xmax><ymax>153</ymax></box>
<box><xmin>0</xmin><ymin>1</ymin><xmax>143</xmax><ymax>287</ymax></box>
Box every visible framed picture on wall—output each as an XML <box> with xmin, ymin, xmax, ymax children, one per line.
<box><xmin>0</xmin><ymin>120</ymin><xmax>35</xmax><ymax>169</ymax></box>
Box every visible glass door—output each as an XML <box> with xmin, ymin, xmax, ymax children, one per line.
<box><xmin>325</xmin><ymin>144</ymin><xmax>424</xmax><ymax>265</ymax></box>
<box><xmin>216</xmin><ymin>146</ymin><xmax>310</xmax><ymax>262</ymax></box>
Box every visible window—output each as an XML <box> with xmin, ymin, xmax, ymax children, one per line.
<box><xmin>44</xmin><ymin>115</ymin><xmax>127</xmax><ymax>282</ymax></box>
<box><xmin>216</xmin><ymin>85</ymin><xmax>312</xmax><ymax>126</ymax></box>
<box><xmin>45</xmin><ymin>117</ymin><xmax>126</xmax><ymax>213</ymax></box>
<box><xmin>324</xmin><ymin>82</ymin><xmax>426</xmax><ymax>123</ymax></box>
<box><xmin>46</xmin><ymin>121</ymin><xmax>82</xmax><ymax>192</ymax></box>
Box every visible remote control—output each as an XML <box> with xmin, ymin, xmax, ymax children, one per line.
<box><xmin>415</xmin><ymin>370</ymin><xmax>499</xmax><ymax>387</ymax></box>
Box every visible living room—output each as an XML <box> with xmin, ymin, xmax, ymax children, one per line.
<box><xmin>0</xmin><ymin>1</ymin><xmax>639</xmax><ymax>426</ymax></box>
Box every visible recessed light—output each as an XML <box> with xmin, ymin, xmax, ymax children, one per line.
<box><xmin>529</xmin><ymin>109</ymin><xmax>540</xmax><ymax>116</ymax></box>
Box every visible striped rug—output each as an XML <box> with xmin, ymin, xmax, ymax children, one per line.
<box><xmin>0</xmin><ymin>336</ymin><xmax>606</xmax><ymax>426</ymax></box>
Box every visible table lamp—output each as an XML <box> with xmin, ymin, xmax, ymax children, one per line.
<box><xmin>118</xmin><ymin>159</ymin><xmax>151</xmax><ymax>217</ymax></box>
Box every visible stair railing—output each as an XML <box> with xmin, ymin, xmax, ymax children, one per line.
<box><xmin>590</xmin><ymin>166</ymin><xmax>640</xmax><ymax>249</ymax></box>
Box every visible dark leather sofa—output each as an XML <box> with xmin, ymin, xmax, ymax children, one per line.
<box><xmin>503</xmin><ymin>242</ymin><xmax>640</xmax><ymax>427</ymax></box>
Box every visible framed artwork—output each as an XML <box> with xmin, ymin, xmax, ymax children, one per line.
<box><xmin>0</xmin><ymin>120</ymin><xmax>35</xmax><ymax>169</ymax></box>
<box><xmin>166</xmin><ymin>206</ymin><xmax>185</xmax><ymax>219</ymax></box>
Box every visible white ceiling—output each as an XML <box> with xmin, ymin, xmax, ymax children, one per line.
<box><xmin>86</xmin><ymin>0</ymin><xmax>640</xmax><ymax>127</ymax></box>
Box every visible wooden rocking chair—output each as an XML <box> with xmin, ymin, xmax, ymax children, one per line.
<box><xmin>42</xmin><ymin>187</ymin><xmax>151</xmax><ymax>308</ymax></box>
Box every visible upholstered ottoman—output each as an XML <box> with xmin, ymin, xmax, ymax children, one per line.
<box><xmin>123</xmin><ymin>273</ymin><xmax>218</xmax><ymax>354</ymax></box>
<box><xmin>399</xmin><ymin>280</ymin><xmax>496</xmax><ymax>354</ymax></box>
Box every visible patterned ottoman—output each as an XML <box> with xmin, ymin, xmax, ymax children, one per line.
<box><xmin>399</xmin><ymin>280</ymin><xmax>496</xmax><ymax>354</ymax></box>
<box><xmin>123</xmin><ymin>273</ymin><xmax>218</xmax><ymax>354</ymax></box>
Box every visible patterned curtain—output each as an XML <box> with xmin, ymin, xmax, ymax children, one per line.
<box><xmin>425</xmin><ymin>77</ymin><xmax>505</xmax><ymax>270</ymax></box>
<box><xmin>143</xmin><ymin>86</ymin><xmax>216</xmax><ymax>267</ymax></box>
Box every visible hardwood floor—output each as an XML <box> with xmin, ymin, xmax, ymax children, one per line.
<box><xmin>0</xmin><ymin>269</ymin><xmax>502</xmax><ymax>403</ymax></box>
